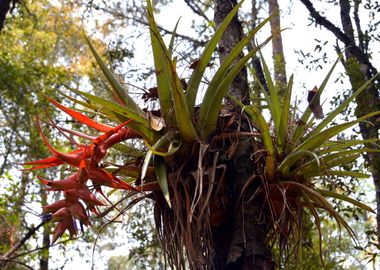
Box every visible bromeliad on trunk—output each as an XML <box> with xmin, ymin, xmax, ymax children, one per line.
<box><xmin>22</xmin><ymin>0</ymin><xmax>380</xmax><ymax>268</ymax></box>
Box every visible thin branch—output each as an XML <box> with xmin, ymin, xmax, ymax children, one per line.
<box><xmin>97</xmin><ymin>7</ymin><xmax>206</xmax><ymax>47</ymax></box>
<box><xmin>299</xmin><ymin>0</ymin><xmax>378</xmax><ymax>76</ymax></box>
<box><xmin>0</xmin><ymin>258</ymin><xmax>34</xmax><ymax>270</ymax></box>
<box><xmin>353</xmin><ymin>0</ymin><xmax>365</xmax><ymax>52</ymax></box>
<box><xmin>8</xmin><ymin>238</ymin><xmax>77</xmax><ymax>260</ymax></box>
<box><xmin>339</xmin><ymin>0</ymin><xmax>355</xmax><ymax>41</ymax></box>
<box><xmin>2</xmin><ymin>220</ymin><xmax>47</xmax><ymax>259</ymax></box>
<box><xmin>184</xmin><ymin>0</ymin><xmax>211</xmax><ymax>22</ymax></box>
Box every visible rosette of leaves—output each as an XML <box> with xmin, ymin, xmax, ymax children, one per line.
<box><xmin>24</xmin><ymin>0</ymin><xmax>380</xmax><ymax>269</ymax></box>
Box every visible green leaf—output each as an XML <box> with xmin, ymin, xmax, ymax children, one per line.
<box><xmin>84</xmin><ymin>34</ymin><xmax>144</xmax><ymax>116</ymax></box>
<box><xmin>147</xmin><ymin>0</ymin><xmax>197</xmax><ymax>142</ymax></box>
<box><xmin>284</xmin><ymin>148</ymin><xmax>377</xmax><ymax>177</ymax></box>
<box><xmin>260</xmin><ymin>50</ymin><xmax>281</xmax><ymax>129</ymax></box>
<box><xmin>168</xmin><ymin>18</ymin><xmax>181</xmax><ymax>57</ymax></box>
<box><xmin>295</xmin><ymin>153</ymin><xmax>361</xmax><ymax>178</ymax></box>
<box><xmin>277</xmin><ymin>75</ymin><xmax>293</xmax><ymax>153</ymax></box>
<box><xmin>278</xmin><ymin>149</ymin><xmax>320</xmax><ymax>177</ymax></box>
<box><xmin>308</xmin><ymin>72</ymin><xmax>380</xmax><ymax>138</ymax></box>
<box><xmin>141</xmin><ymin>150</ymin><xmax>153</xmax><ymax>181</ymax></box>
<box><xmin>141</xmin><ymin>131</ymin><xmax>179</xmax><ymax>179</ymax></box>
<box><xmin>285</xmin><ymin>181</ymin><xmax>356</xmax><ymax>240</ymax></box>
<box><xmin>292</xmin><ymin>111</ymin><xmax>380</xmax><ymax>153</ymax></box>
<box><xmin>291</xmin><ymin>56</ymin><xmax>342</xmax><ymax>143</ymax></box>
<box><xmin>200</xmin><ymin>16</ymin><xmax>271</xmax><ymax>111</ymax></box>
<box><xmin>186</xmin><ymin>0</ymin><xmax>246</xmax><ymax>114</ymax></box>
<box><xmin>308</xmin><ymin>170</ymin><xmax>370</xmax><ymax>179</ymax></box>
<box><xmin>153</xmin><ymin>155</ymin><xmax>172</xmax><ymax>208</ymax></box>
<box><xmin>317</xmin><ymin>189</ymin><xmax>375</xmax><ymax>213</ymax></box>
<box><xmin>198</xmin><ymin>36</ymin><xmax>272</xmax><ymax>140</ymax></box>
<box><xmin>145</xmin><ymin>139</ymin><xmax>182</xmax><ymax>157</ymax></box>
<box><xmin>317</xmin><ymin>138</ymin><xmax>380</xmax><ymax>155</ymax></box>
<box><xmin>68</xmin><ymin>88</ymin><xmax>155</xmax><ymax>142</ymax></box>
<box><xmin>147</xmin><ymin>0</ymin><xmax>173</xmax><ymax>120</ymax></box>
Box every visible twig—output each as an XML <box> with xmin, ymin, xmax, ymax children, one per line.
<box><xmin>96</xmin><ymin>7</ymin><xmax>206</xmax><ymax>47</ymax></box>
<box><xmin>299</xmin><ymin>0</ymin><xmax>378</xmax><ymax>76</ymax></box>
<box><xmin>0</xmin><ymin>257</ymin><xmax>34</xmax><ymax>270</ymax></box>
<box><xmin>2</xmin><ymin>220</ymin><xmax>47</xmax><ymax>259</ymax></box>
<box><xmin>7</xmin><ymin>238</ymin><xmax>77</xmax><ymax>260</ymax></box>
<box><xmin>184</xmin><ymin>0</ymin><xmax>211</xmax><ymax>22</ymax></box>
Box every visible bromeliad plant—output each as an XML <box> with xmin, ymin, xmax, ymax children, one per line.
<box><xmin>23</xmin><ymin>0</ymin><xmax>380</xmax><ymax>268</ymax></box>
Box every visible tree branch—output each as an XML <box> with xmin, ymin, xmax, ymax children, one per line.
<box><xmin>97</xmin><ymin>7</ymin><xmax>207</xmax><ymax>47</ymax></box>
<box><xmin>184</xmin><ymin>0</ymin><xmax>211</xmax><ymax>22</ymax></box>
<box><xmin>299</xmin><ymin>0</ymin><xmax>378</xmax><ymax>76</ymax></box>
<box><xmin>1</xmin><ymin>220</ymin><xmax>47</xmax><ymax>260</ymax></box>
<box><xmin>353</xmin><ymin>0</ymin><xmax>365</xmax><ymax>52</ymax></box>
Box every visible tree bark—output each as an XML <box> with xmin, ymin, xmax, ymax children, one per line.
<box><xmin>214</xmin><ymin>0</ymin><xmax>250</xmax><ymax>105</ymax></box>
<box><xmin>267</xmin><ymin>0</ymin><xmax>287</xmax><ymax>94</ymax></box>
<box><xmin>212</xmin><ymin>1</ymin><xmax>275</xmax><ymax>269</ymax></box>
<box><xmin>39</xmin><ymin>187</ymin><xmax>49</xmax><ymax>270</ymax></box>
<box><xmin>300</xmin><ymin>0</ymin><xmax>380</xmax><ymax>243</ymax></box>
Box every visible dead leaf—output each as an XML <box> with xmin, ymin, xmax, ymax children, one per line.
<box><xmin>189</xmin><ymin>59</ymin><xmax>213</xmax><ymax>69</ymax></box>
<box><xmin>148</xmin><ymin>111</ymin><xmax>165</xmax><ymax>131</ymax></box>
<box><xmin>307</xmin><ymin>86</ymin><xmax>324</xmax><ymax>119</ymax></box>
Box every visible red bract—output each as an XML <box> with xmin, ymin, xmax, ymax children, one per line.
<box><xmin>23</xmin><ymin>101</ymin><xmax>140</xmax><ymax>242</ymax></box>
<box><xmin>51</xmin><ymin>208</ymin><xmax>77</xmax><ymax>244</ymax></box>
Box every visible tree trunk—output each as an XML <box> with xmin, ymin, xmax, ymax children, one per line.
<box><xmin>0</xmin><ymin>0</ymin><xmax>13</xmax><ymax>31</ymax></box>
<box><xmin>214</xmin><ymin>0</ymin><xmax>250</xmax><ymax>105</ymax></box>
<box><xmin>39</xmin><ymin>187</ymin><xmax>50</xmax><ymax>270</ymax></box>
<box><xmin>212</xmin><ymin>1</ymin><xmax>275</xmax><ymax>269</ymax></box>
<box><xmin>267</xmin><ymin>0</ymin><xmax>287</xmax><ymax>94</ymax></box>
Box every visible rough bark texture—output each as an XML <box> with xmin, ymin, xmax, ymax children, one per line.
<box><xmin>0</xmin><ymin>0</ymin><xmax>13</xmax><ymax>31</ymax></box>
<box><xmin>211</xmin><ymin>137</ymin><xmax>275</xmax><ymax>270</ymax></box>
<box><xmin>214</xmin><ymin>0</ymin><xmax>250</xmax><ymax>105</ymax></box>
<box><xmin>39</xmin><ymin>188</ymin><xmax>49</xmax><ymax>270</ymax></box>
<box><xmin>212</xmin><ymin>1</ymin><xmax>275</xmax><ymax>269</ymax></box>
<box><xmin>300</xmin><ymin>0</ymin><xmax>380</xmax><ymax>242</ymax></box>
<box><xmin>267</xmin><ymin>0</ymin><xmax>287</xmax><ymax>94</ymax></box>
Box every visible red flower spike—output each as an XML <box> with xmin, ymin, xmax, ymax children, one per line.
<box><xmin>51</xmin><ymin>208</ymin><xmax>77</xmax><ymax>244</ymax></box>
<box><xmin>92</xmin><ymin>119</ymin><xmax>134</xmax><ymax>145</ymax></box>
<box><xmin>27</xmin><ymin>109</ymin><xmax>141</xmax><ymax>243</ymax></box>
<box><xmin>46</xmin><ymin>97</ymin><xmax>113</xmax><ymax>133</ymax></box>
<box><xmin>98</xmin><ymin>127</ymin><xmax>138</xmax><ymax>150</ymax></box>
<box><xmin>43</xmin><ymin>199</ymin><xmax>67</xmax><ymax>213</ymax></box>
<box><xmin>36</xmin><ymin>116</ymin><xmax>87</xmax><ymax>167</ymax></box>
<box><xmin>68</xmin><ymin>201</ymin><xmax>91</xmax><ymax>226</ymax></box>
<box><xmin>21</xmin><ymin>148</ymin><xmax>88</xmax><ymax>171</ymax></box>
<box><xmin>22</xmin><ymin>156</ymin><xmax>64</xmax><ymax>167</ymax></box>
<box><xmin>87</xmin><ymin>205</ymin><xmax>100</xmax><ymax>215</ymax></box>
<box><xmin>51</xmin><ymin>207</ymin><xmax>72</xmax><ymax>221</ymax></box>
<box><xmin>65</xmin><ymin>187</ymin><xmax>105</xmax><ymax>206</ymax></box>
<box><xmin>87</xmin><ymin>166</ymin><xmax>137</xmax><ymax>191</ymax></box>
<box><xmin>49</xmin><ymin>124</ymin><xmax>97</xmax><ymax>141</ymax></box>
<box><xmin>38</xmin><ymin>173</ymin><xmax>82</xmax><ymax>190</ymax></box>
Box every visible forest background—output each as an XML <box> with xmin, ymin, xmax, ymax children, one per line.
<box><xmin>0</xmin><ymin>0</ymin><xmax>379</xmax><ymax>269</ymax></box>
